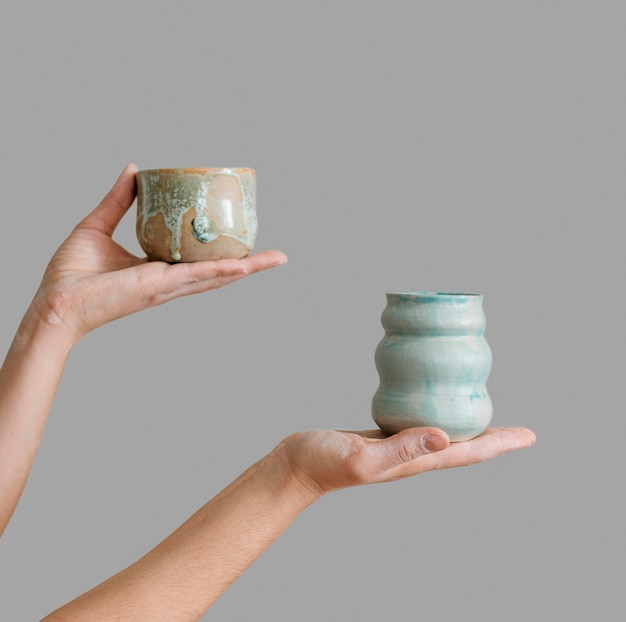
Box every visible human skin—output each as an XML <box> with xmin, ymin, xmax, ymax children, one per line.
<box><xmin>0</xmin><ymin>164</ymin><xmax>536</xmax><ymax>620</ymax></box>
<box><xmin>0</xmin><ymin>163</ymin><xmax>287</xmax><ymax>537</ymax></box>
<box><xmin>40</xmin><ymin>426</ymin><xmax>535</xmax><ymax>621</ymax></box>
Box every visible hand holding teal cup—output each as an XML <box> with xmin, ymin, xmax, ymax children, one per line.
<box><xmin>371</xmin><ymin>292</ymin><xmax>493</xmax><ymax>442</ymax></box>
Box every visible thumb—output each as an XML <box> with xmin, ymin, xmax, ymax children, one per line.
<box><xmin>78</xmin><ymin>163</ymin><xmax>138</xmax><ymax>236</ymax></box>
<box><xmin>371</xmin><ymin>427</ymin><xmax>450</xmax><ymax>474</ymax></box>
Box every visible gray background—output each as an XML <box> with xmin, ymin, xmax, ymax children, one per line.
<box><xmin>0</xmin><ymin>1</ymin><xmax>623</xmax><ymax>620</ymax></box>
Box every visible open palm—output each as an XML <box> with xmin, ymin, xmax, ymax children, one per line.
<box><xmin>35</xmin><ymin>164</ymin><xmax>287</xmax><ymax>341</ymax></box>
<box><xmin>279</xmin><ymin>426</ymin><xmax>536</xmax><ymax>501</ymax></box>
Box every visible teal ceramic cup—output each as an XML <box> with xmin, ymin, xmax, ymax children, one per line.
<box><xmin>371</xmin><ymin>292</ymin><xmax>493</xmax><ymax>441</ymax></box>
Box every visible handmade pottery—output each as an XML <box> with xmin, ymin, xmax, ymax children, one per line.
<box><xmin>136</xmin><ymin>167</ymin><xmax>257</xmax><ymax>262</ymax></box>
<box><xmin>371</xmin><ymin>292</ymin><xmax>492</xmax><ymax>441</ymax></box>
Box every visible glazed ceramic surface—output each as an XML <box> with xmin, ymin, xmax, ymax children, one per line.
<box><xmin>371</xmin><ymin>292</ymin><xmax>492</xmax><ymax>441</ymax></box>
<box><xmin>136</xmin><ymin>167</ymin><xmax>257</xmax><ymax>262</ymax></box>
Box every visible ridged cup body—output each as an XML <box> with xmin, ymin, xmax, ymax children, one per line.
<box><xmin>372</xmin><ymin>292</ymin><xmax>492</xmax><ymax>441</ymax></box>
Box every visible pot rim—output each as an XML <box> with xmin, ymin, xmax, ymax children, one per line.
<box><xmin>136</xmin><ymin>167</ymin><xmax>255</xmax><ymax>176</ymax></box>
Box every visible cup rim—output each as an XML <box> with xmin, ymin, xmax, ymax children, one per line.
<box><xmin>388</xmin><ymin>291</ymin><xmax>483</xmax><ymax>299</ymax></box>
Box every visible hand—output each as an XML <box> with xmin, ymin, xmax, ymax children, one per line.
<box><xmin>30</xmin><ymin>163</ymin><xmax>287</xmax><ymax>343</ymax></box>
<box><xmin>276</xmin><ymin>427</ymin><xmax>536</xmax><ymax>502</ymax></box>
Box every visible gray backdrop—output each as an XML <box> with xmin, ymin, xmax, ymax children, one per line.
<box><xmin>1</xmin><ymin>1</ymin><xmax>623</xmax><ymax>620</ymax></box>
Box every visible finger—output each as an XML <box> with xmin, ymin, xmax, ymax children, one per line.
<box><xmin>128</xmin><ymin>250</ymin><xmax>288</xmax><ymax>307</ymax></box>
<box><xmin>393</xmin><ymin>427</ymin><xmax>536</xmax><ymax>477</ymax></box>
<box><xmin>79</xmin><ymin>163</ymin><xmax>138</xmax><ymax>236</ymax></box>
<box><xmin>235</xmin><ymin>250</ymin><xmax>289</xmax><ymax>275</ymax></box>
<box><xmin>168</xmin><ymin>250</ymin><xmax>288</xmax><ymax>296</ymax></box>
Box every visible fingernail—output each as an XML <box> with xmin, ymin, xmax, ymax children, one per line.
<box><xmin>423</xmin><ymin>433</ymin><xmax>448</xmax><ymax>452</ymax></box>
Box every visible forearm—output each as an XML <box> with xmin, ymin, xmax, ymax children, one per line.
<box><xmin>41</xmin><ymin>445</ymin><xmax>314</xmax><ymax>621</ymax></box>
<box><xmin>0</xmin><ymin>296</ymin><xmax>75</xmax><ymax>536</ymax></box>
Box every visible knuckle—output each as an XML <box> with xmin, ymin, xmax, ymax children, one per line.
<box><xmin>397</xmin><ymin>441</ymin><xmax>421</xmax><ymax>464</ymax></box>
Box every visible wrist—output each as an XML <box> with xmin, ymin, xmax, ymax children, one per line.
<box><xmin>16</xmin><ymin>291</ymin><xmax>80</xmax><ymax>355</ymax></box>
<box><xmin>268</xmin><ymin>436</ymin><xmax>328</xmax><ymax>508</ymax></box>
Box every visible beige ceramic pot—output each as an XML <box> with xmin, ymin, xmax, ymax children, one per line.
<box><xmin>136</xmin><ymin>167</ymin><xmax>257</xmax><ymax>262</ymax></box>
